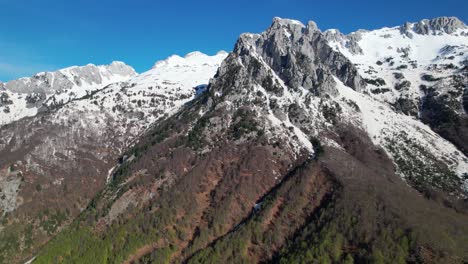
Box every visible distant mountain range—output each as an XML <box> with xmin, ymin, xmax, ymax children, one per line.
<box><xmin>0</xmin><ymin>17</ymin><xmax>467</xmax><ymax>264</ymax></box>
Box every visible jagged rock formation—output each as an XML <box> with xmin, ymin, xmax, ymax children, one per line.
<box><xmin>235</xmin><ymin>17</ymin><xmax>364</xmax><ymax>95</ymax></box>
<box><xmin>402</xmin><ymin>17</ymin><xmax>467</xmax><ymax>35</ymax></box>
<box><xmin>26</xmin><ymin>17</ymin><xmax>468</xmax><ymax>264</ymax></box>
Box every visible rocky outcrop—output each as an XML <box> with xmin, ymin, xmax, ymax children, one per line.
<box><xmin>230</xmin><ymin>17</ymin><xmax>365</xmax><ymax>96</ymax></box>
<box><xmin>323</xmin><ymin>29</ymin><xmax>364</xmax><ymax>55</ymax></box>
<box><xmin>402</xmin><ymin>16</ymin><xmax>467</xmax><ymax>36</ymax></box>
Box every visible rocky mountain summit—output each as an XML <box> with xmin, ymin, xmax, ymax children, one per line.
<box><xmin>0</xmin><ymin>16</ymin><xmax>467</xmax><ymax>264</ymax></box>
<box><xmin>402</xmin><ymin>16</ymin><xmax>467</xmax><ymax>36</ymax></box>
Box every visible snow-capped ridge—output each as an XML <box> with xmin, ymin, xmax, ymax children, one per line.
<box><xmin>152</xmin><ymin>51</ymin><xmax>228</xmax><ymax>69</ymax></box>
<box><xmin>0</xmin><ymin>61</ymin><xmax>137</xmax><ymax>126</ymax></box>
<box><xmin>216</xmin><ymin>50</ymin><xmax>229</xmax><ymax>55</ymax></box>
<box><xmin>184</xmin><ymin>51</ymin><xmax>207</xmax><ymax>58</ymax></box>
<box><xmin>272</xmin><ymin>17</ymin><xmax>305</xmax><ymax>28</ymax></box>
<box><xmin>402</xmin><ymin>16</ymin><xmax>467</xmax><ymax>35</ymax></box>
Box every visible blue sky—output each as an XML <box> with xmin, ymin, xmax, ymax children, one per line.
<box><xmin>0</xmin><ymin>0</ymin><xmax>467</xmax><ymax>81</ymax></box>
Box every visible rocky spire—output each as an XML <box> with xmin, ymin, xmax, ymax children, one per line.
<box><xmin>227</xmin><ymin>17</ymin><xmax>364</xmax><ymax>97</ymax></box>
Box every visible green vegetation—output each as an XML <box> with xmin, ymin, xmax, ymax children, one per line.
<box><xmin>370</xmin><ymin>87</ymin><xmax>391</xmax><ymax>94</ymax></box>
<box><xmin>38</xmin><ymin>209</ymin><xmax>68</xmax><ymax>235</ymax></box>
<box><xmin>321</xmin><ymin>101</ymin><xmax>342</xmax><ymax>125</ymax></box>
<box><xmin>0</xmin><ymin>222</ymin><xmax>36</xmax><ymax>263</ymax></box>
<box><xmin>422</xmin><ymin>95</ymin><xmax>460</xmax><ymax>129</ymax></box>
<box><xmin>230</xmin><ymin>108</ymin><xmax>260</xmax><ymax>140</ymax></box>
<box><xmin>310</xmin><ymin>137</ymin><xmax>324</xmax><ymax>159</ymax></box>
<box><xmin>187</xmin><ymin>116</ymin><xmax>209</xmax><ymax>149</ymax></box>
<box><xmin>421</xmin><ymin>74</ymin><xmax>441</xmax><ymax>82</ymax></box>
<box><xmin>276</xmin><ymin>202</ymin><xmax>415</xmax><ymax>264</ymax></box>
<box><xmin>187</xmin><ymin>161</ymin><xmax>329</xmax><ymax>264</ymax></box>
<box><xmin>363</xmin><ymin>77</ymin><xmax>386</xmax><ymax>87</ymax></box>
<box><xmin>34</xmin><ymin>209</ymin><xmax>176</xmax><ymax>264</ymax></box>
<box><xmin>343</xmin><ymin>99</ymin><xmax>360</xmax><ymax>112</ymax></box>
<box><xmin>137</xmin><ymin>246</ymin><xmax>177</xmax><ymax>264</ymax></box>
<box><xmin>394</xmin><ymin>80</ymin><xmax>411</xmax><ymax>91</ymax></box>
<box><xmin>384</xmin><ymin>131</ymin><xmax>463</xmax><ymax>194</ymax></box>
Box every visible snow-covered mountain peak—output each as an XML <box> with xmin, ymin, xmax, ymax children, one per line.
<box><xmin>2</xmin><ymin>62</ymin><xmax>136</xmax><ymax>94</ymax></box>
<box><xmin>401</xmin><ymin>16</ymin><xmax>467</xmax><ymax>36</ymax></box>
<box><xmin>272</xmin><ymin>17</ymin><xmax>305</xmax><ymax>28</ymax></box>
<box><xmin>152</xmin><ymin>51</ymin><xmax>227</xmax><ymax>69</ymax></box>
<box><xmin>184</xmin><ymin>51</ymin><xmax>206</xmax><ymax>58</ymax></box>
<box><xmin>216</xmin><ymin>50</ymin><xmax>229</xmax><ymax>56</ymax></box>
<box><xmin>107</xmin><ymin>60</ymin><xmax>138</xmax><ymax>74</ymax></box>
<box><xmin>269</xmin><ymin>17</ymin><xmax>321</xmax><ymax>35</ymax></box>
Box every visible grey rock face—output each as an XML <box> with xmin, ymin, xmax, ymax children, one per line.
<box><xmin>229</xmin><ymin>18</ymin><xmax>364</xmax><ymax>96</ymax></box>
<box><xmin>323</xmin><ymin>29</ymin><xmax>364</xmax><ymax>55</ymax></box>
<box><xmin>6</xmin><ymin>71</ymin><xmax>73</xmax><ymax>95</ymax></box>
<box><xmin>0</xmin><ymin>167</ymin><xmax>22</xmax><ymax>215</ymax></box>
<box><xmin>402</xmin><ymin>17</ymin><xmax>467</xmax><ymax>35</ymax></box>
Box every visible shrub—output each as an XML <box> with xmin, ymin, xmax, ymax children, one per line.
<box><xmin>421</xmin><ymin>74</ymin><xmax>441</xmax><ymax>82</ymax></box>
<box><xmin>394</xmin><ymin>80</ymin><xmax>411</xmax><ymax>91</ymax></box>
<box><xmin>310</xmin><ymin>137</ymin><xmax>324</xmax><ymax>159</ymax></box>
<box><xmin>364</xmin><ymin>78</ymin><xmax>386</xmax><ymax>87</ymax></box>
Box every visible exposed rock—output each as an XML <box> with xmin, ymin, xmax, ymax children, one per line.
<box><xmin>402</xmin><ymin>17</ymin><xmax>467</xmax><ymax>35</ymax></box>
<box><xmin>230</xmin><ymin>18</ymin><xmax>364</xmax><ymax>96</ymax></box>
<box><xmin>323</xmin><ymin>29</ymin><xmax>364</xmax><ymax>55</ymax></box>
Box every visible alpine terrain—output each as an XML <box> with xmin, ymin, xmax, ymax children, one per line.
<box><xmin>0</xmin><ymin>16</ymin><xmax>467</xmax><ymax>264</ymax></box>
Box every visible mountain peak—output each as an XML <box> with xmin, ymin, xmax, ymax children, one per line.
<box><xmin>1</xmin><ymin>62</ymin><xmax>136</xmax><ymax>96</ymax></box>
<box><xmin>216</xmin><ymin>50</ymin><xmax>229</xmax><ymax>56</ymax></box>
<box><xmin>402</xmin><ymin>16</ymin><xmax>467</xmax><ymax>35</ymax></box>
<box><xmin>152</xmin><ymin>51</ymin><xmax>228</xmax><ymax>70</ymax></box>
<box><xmin>272</xmin><ymin>17</ymin><xmax>305</xmax><ymax>27</ymax></box>
<box><xmin>269</xmin><ymin>17</ymin><xmax>321</xmax><ymax>36</ymax></box>
<box><xmin>184</xmin><ymin>51</ymin><xmax>207</xmax><ymax>58</ymax></box>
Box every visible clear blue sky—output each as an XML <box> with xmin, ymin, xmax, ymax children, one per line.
<box><xmin>0</xmin><ymin>0</ymin><xmax>467</xmax><ymax>81</ymax></box>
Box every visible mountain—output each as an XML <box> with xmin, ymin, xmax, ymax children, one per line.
<box><xmin>26</xmin><ymin>16</ymin><xmax>468</xmax><ymax>264</ymax></box>
<box><xmin>0</xmin><ymin>52</ymin><xmax>227</xmax><ymax>263</ymax></box>
<box><xmin>1</xmin><ymin>17</ymin><xmax>468</xmax><ymax>264</ymax></box>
